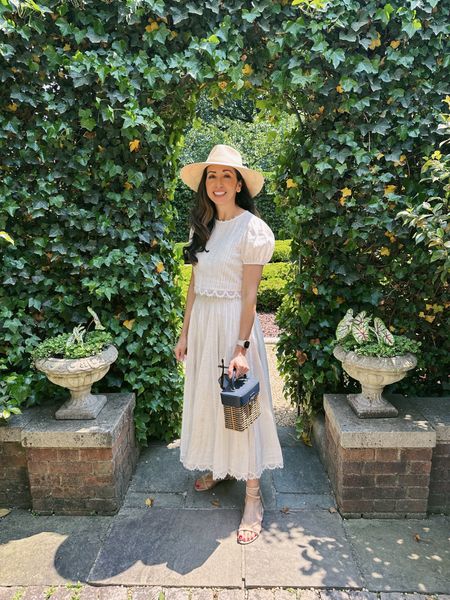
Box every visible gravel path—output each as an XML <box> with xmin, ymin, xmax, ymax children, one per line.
<box><xmin>256</xmin><ymin>312</ymin><xmax>297</xmax><ymax>427</ymax></box>
<box><xmin>258</xmin><ymin>312</ymin><xmax>281</xmax><ymax>338</ymax></box>
<box><xmin>265</xmin><ymin>342</ymin><xmax>297</xmax><ymax>427</ymax></box>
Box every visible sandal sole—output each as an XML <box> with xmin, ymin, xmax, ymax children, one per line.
<box><xmin>194</xmin><ymin>474</ymin><xmax>233</xmax><ymax>492</ymax></box>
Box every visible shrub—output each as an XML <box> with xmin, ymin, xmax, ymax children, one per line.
<box><xmin>271</xmin><ymin>240</ymin><xmax>292</xmax><ymax>263</ymax></box>
<box><xmin>258</xmin><ymin>278</ymin><xmax>286</xmax><ymax>312</ymax></box>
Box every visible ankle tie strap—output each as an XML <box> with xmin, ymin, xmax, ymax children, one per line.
<box><xmin>246</xmin><ymin>486</ymin><xmax>261</xmax><ymax>499</ymax></box>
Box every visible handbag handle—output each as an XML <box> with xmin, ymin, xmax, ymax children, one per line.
<box><xmin>218</xmin><ymin>358</ymin><xmax>247</xmax><ymax>390</ymax></box>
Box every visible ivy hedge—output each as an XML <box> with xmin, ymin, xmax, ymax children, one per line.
<box><xmin>271</xmin><ymin>0</ymin><xmax>450</xmax><ymax>433</ymax></box>
<box><xmin>1</xmin><ymin>0</ymin><xmax>448</xmax><ymax>442</ymax></box>
<box><xmin>0</xmin><ymin>0</ymin><xmax>197</xmax><ymax>442</ymax></box>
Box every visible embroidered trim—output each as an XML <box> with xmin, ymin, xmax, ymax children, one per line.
<box><xmin>195</xmin><ymin>288</ymin><xmax>241</xmax><ymax>299</ymax></box>
<box><xmin>180</xmin><ymin>459</ymin><xmax>284</xmax><ymax>482</ymax></box>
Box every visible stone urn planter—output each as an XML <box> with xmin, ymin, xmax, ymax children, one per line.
<box><xmin>333</xmin><ymin>345</ymin><xmax>417</xmax><ymax>418</ymax></box>
<box><xmin>34</xmin><ymin>345</ymin><xmax>118</xmax><ymax>420</ymax></box>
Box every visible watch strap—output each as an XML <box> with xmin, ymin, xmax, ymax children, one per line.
<box><xmin>237</xmin><ymin>339</ymin><xmax>250</xmax><ymax>349</ymax></box>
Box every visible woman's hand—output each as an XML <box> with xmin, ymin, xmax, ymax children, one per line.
<box><xmin>228</xmin><ymin>347</ymin><xmax>250</xmax><ymax>378</ymax></box>
<box><xmin>174</xmin><ymin>334</ymin><xmax>187</xmax><ymax>362</ymax></box>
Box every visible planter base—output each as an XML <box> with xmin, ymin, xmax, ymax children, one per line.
<box><xmin>347</xmin><ymin>392</ymin><xmax>399</xmax><ymax>418</ymax></box>
<box><xmin>55</xmin><ymin>393</ymin><xmax>107</xmax><ymax>420</ymax></box>
<box><xmin>315</xmin><ymin>393</ymin><xmax>437</xmax><ymax>519</ymax></box>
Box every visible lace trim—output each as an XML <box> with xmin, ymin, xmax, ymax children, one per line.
<box><xmin>195</xmin><ymin>288</ymin><xmax>241</xmax><ymax>299</ymax></box>
<box><xmin>180</xmin><ymin>459</ymin><xmax>284</xmax><ymax>482</ymax></box>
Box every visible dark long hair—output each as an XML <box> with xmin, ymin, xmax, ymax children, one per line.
<box><xmin>183</xmin><ymin>167</ymin><xmax>259</xmax><ymax>265</ymax></box>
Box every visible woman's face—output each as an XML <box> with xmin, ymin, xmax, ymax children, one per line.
<box><xmin>205</xmin><ymin>165</ymin><xmax>242</xmax><ymax>207</ymax></box>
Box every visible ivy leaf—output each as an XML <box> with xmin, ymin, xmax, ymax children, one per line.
<box><xmin>79</xmin><ymin>109</ymin><xmax>96</xmax><ymax>131</ymax></box>
<box><xmin>339</xmin><ymin>31</ymin><xmax>357</xmax><ymax>42</ymax></box>
<box><xmin>242</xmin><ymin>9</ymin><xmax>261</xmax><ymax>23</ymax></box>
<box><xmin>375</xmin><ymin>3</ymin><xmax>394</xmax><ymax>24</ymax></box>
<box><xmin>403</xmin><ymin>19</ymin><xmax>422</xmax><ymax>38</ymax></box>
<box><xmin>329</xmin><ymin>49</ymin><xmax>345</xmax><ymax>69</ymax></box>
<box><xmin>371</xmin><ymin>120</ymin><xmax>390</xmax><ymax>135</ymax></box>
<box><xmin>351</xmin><ymin>18</ymin><xmax>369</xmax><ymax>32</ymax></box>
<box><xmin>0</xmin><ymin>231</ymin><xmax>14</xmax><ymax>245</ymax></box>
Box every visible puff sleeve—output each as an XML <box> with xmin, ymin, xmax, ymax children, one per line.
<box><xmin>240</xmin><ymin>217</ymin><xmax>275</xmax><ymax>265</ymax></box>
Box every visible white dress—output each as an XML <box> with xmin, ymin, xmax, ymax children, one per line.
<box><xmin>180</xmin><ymin>210</ymin><xmax>284</xmax><ymax>481</ymax></box>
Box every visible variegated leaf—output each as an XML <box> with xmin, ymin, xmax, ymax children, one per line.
<box><xmin>373</xmin><ymin>317</ymin><xmax>395</xmax><ymax>346</ymax></box>
<box><xmin>66</xmin><ymin>325</ymin><xmax>86</xmax><ymax>347</ymax></box>
<box><xmin>351</xmin><ymin>311</ymin><xmax>371</xmax><ymax>343</ymax></box>
<box><xmin>87</xmin><ymin>306</ymin><xmax>106</xmax><ymax>330</ymax></box>
<box><xmin>335</xmin><ymin>308</ymin><xmax>354</xmax><ymax>340</ymax></box>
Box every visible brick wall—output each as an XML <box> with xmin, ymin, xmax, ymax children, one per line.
<box><xmin>0</xmin><ymin>394</ymin><xmax>139</xmax><ymax>515</ymax></box>
<box><xmin>27</xmin><ymin>406</ymin><xmax>139</xmax><ymax>515</ymax></box>
<box><xmin>428</xmin><ymin>442</ymin><xmax>450</xmax><ymax>514</ymax></box>
<box><xmin>0</xmin><ymin>440</ymin><xmax>31</xmax><ymax>508</ymax></box>
<box><xmin>325</xmin><ymin>417</ymin><xmax>432</xmax><ymax>518</ymax></box>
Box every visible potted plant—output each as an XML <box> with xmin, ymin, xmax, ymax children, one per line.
<box><xmin>332</xmin><ymin>309</ymin><xmax>421</xmax><ymax>418</ymax></box>
<box><xmin>31</xmin><ymin>308</ymin><xmax>118</xmax><ymax>420</ymax></box>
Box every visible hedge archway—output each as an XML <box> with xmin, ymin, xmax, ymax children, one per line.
<box><xmin>1</xmin><ymin>0</ymin><xmax>448</xmax><ymax>443</ymax></box>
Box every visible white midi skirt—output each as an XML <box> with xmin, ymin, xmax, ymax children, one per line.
<box><xmin>180</xmin><ymin>294</ymin><xmax>284</xmax><ymax>481</ymax></box>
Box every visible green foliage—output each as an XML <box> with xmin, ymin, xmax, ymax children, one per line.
<box><xmin>31</xmin><ymin>330</ymin><xmax>113</xmax><ymax>360</ymax></box>
<box><xmin>271</xmin><ymin>240</ymin><xmax>292</xmax><ymax>263</ymax></box>
<box><xmin>397</xmin><ymin>111</ymin><xmax>450</xmax><ymax>284</ymax></box>
<box><xmin>258</xmin><ymin>278</ymin><xmax>286</xmax><ymax>312</ymax></box>
<box><xmin>335</xmin><ymin>335</ymin><xmax>421</xmax><ymax>358</ymax></box>
<box><xmin>0</xmin><ymin>372</ymin><xmax>32</xmax><ymax>421</ymax></box>
<box><xmin>1</xmin><ymin>0</ymin><xmax>448</xmax><ymax>443</ymax></box>
<box><xmin>1</xmin><ymin>0</ymin><xmax>198</xmax><ymax>444</ymax></box>
<box><xmin>274</xmin><ymin>0</ymin><xmax>450</xmax><ymax>432</ymax></box>
<box><xmin>335</xmin><ymin>308</ymin><xmax>396</xmax><ymax>346</ymax></box>
<box><xmin>333</xmin><ymin>307</ymin><xmax>421</xmax><ymax>356</ymax></box>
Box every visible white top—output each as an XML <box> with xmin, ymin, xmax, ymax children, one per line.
<box><xmin>189</xmin><ymin>211</ymin><xmax>275</xmax><ymax>299</ymax></box>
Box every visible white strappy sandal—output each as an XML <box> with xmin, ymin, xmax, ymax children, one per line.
<box><xmin>237</xmin><ymin>484</ymin><xmax>264</xmax><ymax>544</ymax></box>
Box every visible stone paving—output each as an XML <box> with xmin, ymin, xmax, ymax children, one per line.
<box><xmin>0</xmin><ymin>587</ymin><xmax>448</xmax><ymax>600</ymax></box>
<box><xmin>1</xmin><ymin>345</ymin><xmax>449</xmax><ymax>598</ymax></box>
<box><xmin>1</xmin><ymin>424</ymin><xmax>449</xmax><ymax>597</ymax></box>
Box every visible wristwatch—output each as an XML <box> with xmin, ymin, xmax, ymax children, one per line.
<box><xmin>237</xmin><ymin>339</ymin><xmax>250</xmax><ymax>349</ymax></box>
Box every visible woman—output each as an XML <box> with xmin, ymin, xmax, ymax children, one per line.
<box><xmin>174</xmin><ymin>144</ymin><xmax>283</xmax><ymax>545</ymax></box>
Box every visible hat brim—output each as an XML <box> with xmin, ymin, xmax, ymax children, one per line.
<box><xmin>179</xmin><ymin>161</ymin><xmax>265</xmax><ymax>198</ymax></box>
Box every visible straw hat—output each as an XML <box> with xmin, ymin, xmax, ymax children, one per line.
<box><xmin>179</xmin><ymin>144</ymin><xmax>265</xmax><ymax>198</ymax></box>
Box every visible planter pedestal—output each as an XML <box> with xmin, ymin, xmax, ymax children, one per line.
<box><xmin>0</xmin><ymin>393</ymin><xmax>139</xmax><ymax>515</ymax></box>
<box><xmin>55</xmin><ymin>392</ymin><xmax>107</xmax><ymax>420</ymax></box>
<box><xmin>347</xmin><ymin>391</ymin><xmax>398</xmax><ymax>418</ymax></box>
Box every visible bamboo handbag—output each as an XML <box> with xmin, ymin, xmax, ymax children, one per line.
<box><xmin>218</xmin><ymin>359</ymin><xmax>261</xmax><ymax>432</ymax></box>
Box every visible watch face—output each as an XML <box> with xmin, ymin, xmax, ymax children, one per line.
<box><xmin>244</xmin><ymin>340</ymin><xmax>250</xmax><ymax>349</ymax></box>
